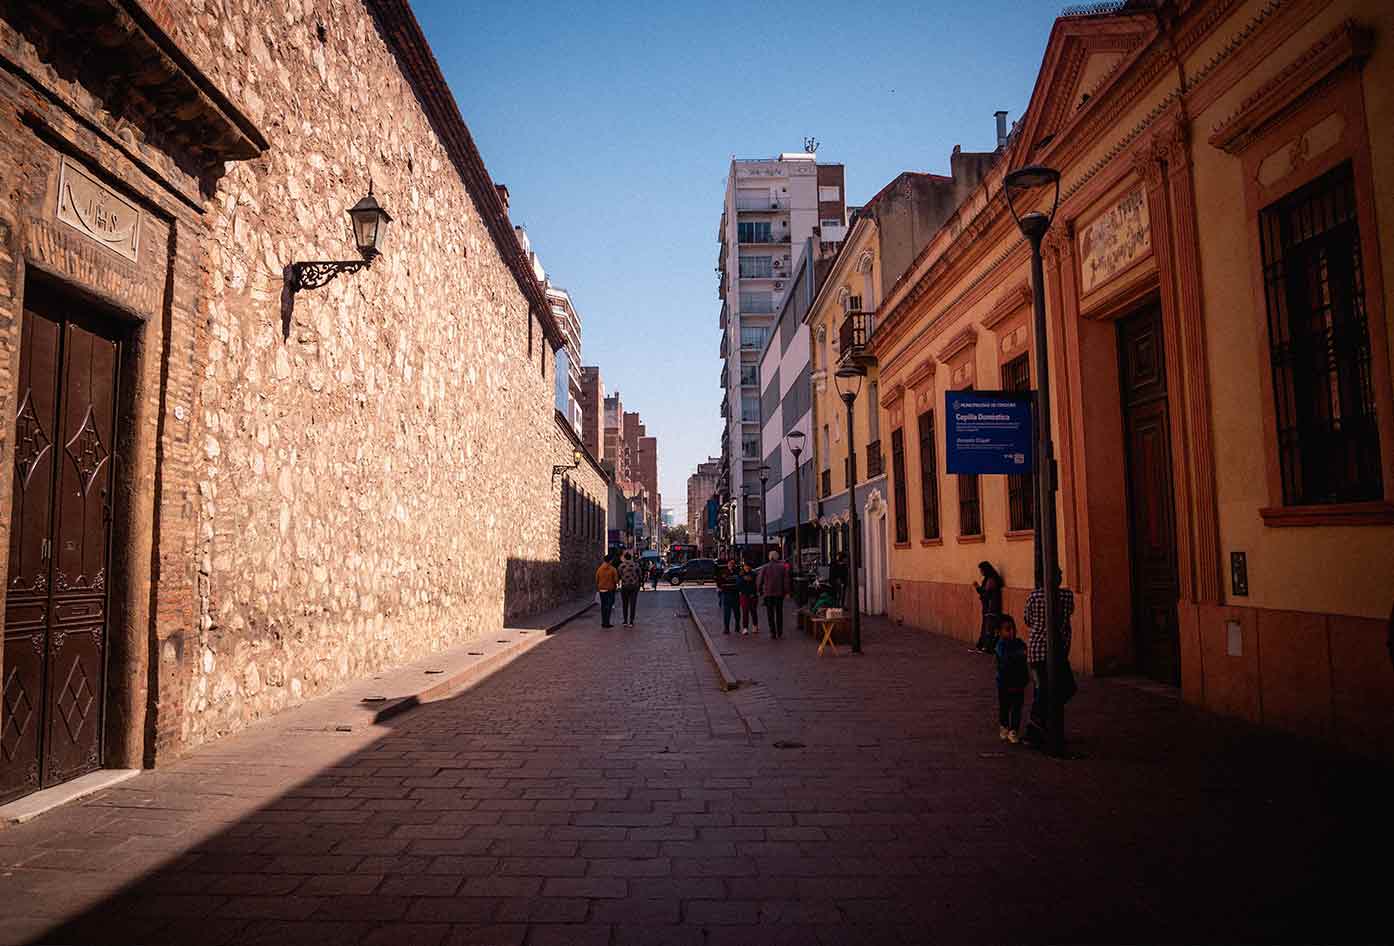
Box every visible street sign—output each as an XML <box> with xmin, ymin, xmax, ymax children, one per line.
<box><xmin>944</xmin><ymin>390</ymin><xmax>1034</xmax><ymax>475</ymax></box>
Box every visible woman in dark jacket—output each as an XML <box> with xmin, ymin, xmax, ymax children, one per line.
<box><xmin>973</xmin><ymin>561</ymin><xmax>1004</xmax><ymax>653</ymax></box>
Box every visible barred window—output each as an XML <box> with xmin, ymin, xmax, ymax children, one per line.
<box><xmin>1002</xmin><ymin>354</ymin><xmax>1034</xmax><ymax>531</ymax></box>
<box><xmin>918</xmin><ymin>410</ymin><xmax>940</xmax><ymax>540</ymax></box>
<box><xmin>891</xmin><ymin>428</ymin><xmax>908</xmax><ymax>544</ymax></box>
<box><xmin>1259</xmin><ymin>161</ymin><xmax>1381</xmax><ymax>505</ymax></box>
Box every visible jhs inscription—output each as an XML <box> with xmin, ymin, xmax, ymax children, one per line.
<box><xmin>56</xmin><ymin>158</ymin><xmax>141</xmax><ymax>263</ymax></box>
<box><xmin>1078</xmin><ymin>187</ymin><xmax>1149</xmax><ymax>295</ymax></box>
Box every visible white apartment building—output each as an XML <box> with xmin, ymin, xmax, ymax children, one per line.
<box><xmin>717</xmin><ymin>152</ymin><xmax>845</xmax><ymax>551</ymax></box>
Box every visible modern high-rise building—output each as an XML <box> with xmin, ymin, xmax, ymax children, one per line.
<box><xmin>716</xmin><ymin>151</ymin><xmax>845</xmax><ymax>552</ymax></box>
<box><xmin>578</xmin><ymin>366</ymin><xmax>604</xmax><ymax>461</ymax></box>
<box><xmin>547</xmin><ymin>286</ymin><xmax>583</xmax><ymax>430</ymax></box>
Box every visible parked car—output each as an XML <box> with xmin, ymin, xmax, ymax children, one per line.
<box><xmin>666</xmin><ymin>558</ymin><xmax>717</xmax><ymax>585</ymax></box>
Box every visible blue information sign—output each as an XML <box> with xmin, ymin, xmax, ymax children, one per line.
<box><xmin>944</xmin><ymin>390</ymin><xmax>1035</xmax><ymax>475</ymax></box>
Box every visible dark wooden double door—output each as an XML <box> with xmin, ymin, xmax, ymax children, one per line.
<box><xmin>1</xmin><ymin>283</ymin><xmax>121</xmax><ymax>805</ymax></box>
<box><xmin>1118</xmin><ymin>306</ymin><xmax>1181</xmax><ymax>686</ymax></box>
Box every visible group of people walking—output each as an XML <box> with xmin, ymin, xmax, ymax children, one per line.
<box><xmin>593</xmin><ymin>551</ymin><xmax>657</xmax><ymax>628</ymax></box>
<box><xmin>714</xmin><ymin>551</ymin><xmax>793</xmax><ymax>638</ymax></box>
<box><xmin>974</xmin><ymin>559</ymin><xmax>1077</xmax><ymax>748</ymax></box>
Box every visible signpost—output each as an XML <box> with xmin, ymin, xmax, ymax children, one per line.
<box><xmin>944</xmin><ymin>390</ymin><xmax>1034</xmax><ymax>476</ymax></box>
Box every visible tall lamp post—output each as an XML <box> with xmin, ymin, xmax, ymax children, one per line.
<box><xmin>758</xmin><ymin>464</ymin><xmax>771</xmax><ymax>559</ymax></box>
<box><xmin>785</xmin><ymin>429</ymin><xmax>806</xmax><ymax>577</ymax></box>
<box><xmin>740</xmin><ymin>489</ymin><xmax>750</xmax><ymax>564</ymax></box>
<box><xmin>834</xmin><ymin>365</ymin><xmax>865</xmax><ymax>654</ymax></box>
<box><xmin>1004</xmin><ymin>163</ymin><xmax>1065</xmax><ymax>757</ymax></box>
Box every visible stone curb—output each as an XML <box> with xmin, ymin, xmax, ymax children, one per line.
<box><xmin>372</xmin><ymin>600</ymin><xmax>595</xmax><ymax>724</ymax></box>
<box><xmin>680</xmin><ymin>588</ymin><xmax>740</xmax><ymax>692</ymax></box>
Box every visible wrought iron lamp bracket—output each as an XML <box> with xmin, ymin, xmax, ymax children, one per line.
<box><xmin>290</xmin><ymin>258</ymin><xmax>372</xmax><ymax>293</ymax></box>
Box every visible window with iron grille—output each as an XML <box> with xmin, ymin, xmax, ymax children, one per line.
<box><xmin>1002</xmin><ymin>353</ymin><xmax>1035</xmax><ymax>531</ymax></box>
<box><xmin>891</xmin><ymin>428</ymin><xmax>908</xmax><ymax>544</ymax></box>
<box><xmin>918</xmin><ymin>409</ymin><xmax>940</xmax><ymax>540</ymax></box>
<box><xmin>1258</xmin><ymin>161</ymin><xmax>1381</xmax><ymax>505</ymax></box>
<box><xmin>957</xmin><ymin>387</ymin><xmax>981</xmax><ymax>537</ymax></box>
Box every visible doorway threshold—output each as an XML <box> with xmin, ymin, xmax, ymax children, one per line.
<box><xmin>0</xmin><ymin>769</ymin><xmax>141</xmax><ymax>828</ymax></box>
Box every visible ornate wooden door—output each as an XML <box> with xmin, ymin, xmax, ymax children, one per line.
<box><xmin>1</xmin><ymin>283</ymin><xmax>120</xmax><ymax>805</ymax></box>
<box><xmin>1118</xmin><ymin>305</ymin><xmax>1181</xmax><ymax>686</ymax></box>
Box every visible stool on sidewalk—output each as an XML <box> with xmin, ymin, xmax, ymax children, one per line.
<box><xmin>810</xmin><ymin>614</ymin><xmax>847</xmax><ymax>657</ymax></box>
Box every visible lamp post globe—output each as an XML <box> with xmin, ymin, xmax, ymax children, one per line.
<box><xmin>1004</xmin><ymin>162</ymin><xmax>1067</xmax><ymax>756</ymax></box>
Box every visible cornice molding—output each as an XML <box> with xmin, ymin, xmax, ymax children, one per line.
<box><xmin>981</xmin><ymin>282</ymin><xmax>1031</xmax><ymax>330</ymax></box>
<box><xmin>1208</xmin><ymin>19</ymin><xmax>1371</xmax><ymax>154</ymax></box>
<box><xmin>936</xmin><ymin>325</ymin><xmax>978</xmax><ymax>364</ymax></box>
<box><xmin>879</xmin><ymin>384</ymin><xmax>905</xmax><ymax>409</ymax></box>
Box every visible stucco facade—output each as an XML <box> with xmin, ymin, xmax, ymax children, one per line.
<box><xmin>0</xmin><ymin>0</ymin><xmax>605</xmax><ymax>805</ymax></box>
<box><xmin>871</xmin><ymin>0</ymin><xmax>1394</xmax><ymax>758</ymax></box>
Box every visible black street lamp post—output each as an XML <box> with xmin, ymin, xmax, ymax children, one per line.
<box><xmin>758</xmin><ymin>464</ymin><xmax>770</xmax><ymax>559</ymax></box>
<box><xmin>834</xmin><ymin>365</ymin><xmax>865</xmax><ymax>654</ymax></box>
<box><xmin>1004</xmin><ymin>163</ymin><xmax>1065</xmax><ymax>757</ymax></box>
<box><xmin>785</xmin><ymin>429</ymin><xmax>806</xmax><ymax>577</ymax></box>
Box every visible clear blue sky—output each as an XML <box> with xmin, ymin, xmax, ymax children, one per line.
<box><xmin>414</xmin><ymin>0</ymin><xmax>1064</xmax><ymax>522</ymax></box>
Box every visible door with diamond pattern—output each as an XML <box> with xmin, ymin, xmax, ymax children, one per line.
<box><xmin>2</xmin><ymin>282</ymin><xmax>120</xmax><ymax>805</ymax></box>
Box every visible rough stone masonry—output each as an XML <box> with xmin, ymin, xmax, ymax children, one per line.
<box><xmin>0</xmin><ymin>0</ymin><xmax>606</xmax><ymax>777</ymax></box>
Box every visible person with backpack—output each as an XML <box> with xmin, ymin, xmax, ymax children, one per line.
<box><xmin>595</xmin><ymin>554</ymin><xmax>619</xmax><ymax>629</ymax></box>
<box><xmin>617</xmin><ymin>551</ymin><xmax>643</xmax><ymax>627</ymax></box>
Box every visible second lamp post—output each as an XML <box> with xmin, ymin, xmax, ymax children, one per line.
<box><xmin>834</xmin><ymin>365</ymin><xmax>865</xmax><ymax>654</ymax></box>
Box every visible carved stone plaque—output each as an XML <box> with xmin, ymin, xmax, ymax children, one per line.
<box><xmin>1078</xmin><ymin>186</ymin><xmax>1149</xmax><ymax>295</ymax></box>
<box><xmin>56</xmin><ymin>158</ymin><xmax>140</xmax><ymax>263</ymax></box>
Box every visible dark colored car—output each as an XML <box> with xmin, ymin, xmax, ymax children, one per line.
<box><xmin>666</xmin><ymin>558</ymin><xmax>717</xmax><ymax>585</ymax></box>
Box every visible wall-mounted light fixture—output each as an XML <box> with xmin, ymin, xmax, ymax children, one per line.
<box><xmin>553</xmin><ymin>449</ymin><xmax>583</xmax><ymax>481</ymax></box>
<box><xmin>290</xmin><ymin>183</ymin><xmax>393</xmax><ymax>293</ymax></box>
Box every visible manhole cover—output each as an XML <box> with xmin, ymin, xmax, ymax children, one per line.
<box><xmin>772</xmin><ymin>740</ymin><xmax>806</xmax><ymax>750</ymax></box>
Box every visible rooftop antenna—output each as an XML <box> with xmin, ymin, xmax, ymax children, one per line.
<box><xmin>803</xmin><ymin>136</ymin><xmax>819</xmax><ymax>154</ymax></box>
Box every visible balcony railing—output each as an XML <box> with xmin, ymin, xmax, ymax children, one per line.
<box><xmin>738</xmin><ymin>232</ymin><xmax>791</xmax><ymax>245</ymax></box>
<box><xmin>838</xmin><ymin>311</ymin><xmax>869</xmax><ymax>354</ymax></box>
<box><xmin>821</xmin><ymin>469</ymin><xmax>832</xmax><ymax>498</ymax></box>
<box><xmin>866</xmin><ymin>440</ymin><xmax>884</xmax><ymax>480</ymax></box>
<box><xmin>719</xmin><ymin>333</ymin><xmax>728</xmax><ymax>358</ymax></box>
<box><xmin>736</xmin><ymin>198</ymin><xmax>792</xmax><ymax>211</ymax></box>
<box><xmin>739</xmin><ymin>301</ymin><xmax>775</xmax><ymax>315</ymax></box>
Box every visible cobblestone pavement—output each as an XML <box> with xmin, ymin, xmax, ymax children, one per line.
<box><xmin>0</xmin><ymin>587</ymin><xmax>1386</xmax><ymax>945</ymax></box>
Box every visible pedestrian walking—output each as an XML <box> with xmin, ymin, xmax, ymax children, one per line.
<box><xmin>595</xmin><ymin>554</ymin><xmax>619</xmax><ymax>629</ymax></box>
<box><xmin>1023</xmin><ymin>565</ymin><xmax>1076</xmax><ymax>748</ymax></box>
<box><xmin>994</xmin><ymin>615</ymin><xmax>1028</xmax><ymax>744</ymax></box>
<box><xmin>973</xmin><ymin>561</ymin><xmax>1005</xmax><ymax>653</ymax></box>
<box><xmin>758</xmin><ymin>550</ymin><xmax>792</xmax><ymax>640</ymax></box>
<box><xmin>649</xmin><ymin>559</ymin><xmax>661</xmax><ymax>591</ymax></box>
<box><xmin>737</xmin><ymin>561</ymin><xmax>760</xmax><ymax>635</ymax></box>
<box><xmin>618</xmin><ymin>551</ymin><xmax>643</xmax><ymax>627</ymax></box>
<box><xmin>716</xmin><ymin>557</ymin><xmax>742</xmax><ymax>635</ymax></box>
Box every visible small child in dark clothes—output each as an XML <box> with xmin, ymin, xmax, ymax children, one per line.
<box><xmin>995</xmin><ymin>615</ymin><xmax>1029</xmax><ymax>744</ymax></box>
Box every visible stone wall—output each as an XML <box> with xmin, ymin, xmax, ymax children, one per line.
<box><xmin>132</xmin><ymin>0</ymin><xmax>604</xmax><ymax>754</ymax></box>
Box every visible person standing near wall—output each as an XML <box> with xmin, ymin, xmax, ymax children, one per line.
<box><xmin>716</xmin><ymin>557</ymin><xmax>742</xmax><ymax>635</ymax></box>
<box><xmin>973</xmin><ymin>561</ymin><xmax>1005</xmax><ymax>654</ymax></box>
<box><xmin>596</xmin><ymin>554</ymin><xmax>619</xmax><ymax>629</ymax></box>
<box><xmin>618</xmin><ymin>551</ymin><xmax>643</xmax><ymax>627</ymax></box>
<box><xmin>758</xmin><ymin>550</ymin><xmax>793</xmax><ymax>640</ymax></box>
<box><xmin>1023</xmin><ymin>565</ymin><xmax>1075</xmax><ymax>747</ymax></box>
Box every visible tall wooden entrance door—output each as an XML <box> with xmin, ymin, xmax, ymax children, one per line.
<box><xmin>1118</xmin><ymin>305</ymin><xmax>1180</xmax><ymax>686</ymax></box>
<box><xmin>1</xmin><ymin>282</ymin><xmax>121</xmax><ymax>805</ymax></box>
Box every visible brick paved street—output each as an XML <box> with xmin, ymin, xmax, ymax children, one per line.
<box><xmin>0</xmin><ymin>587</ymin><xmax>1387</xmax><ymax>945</ymax></box>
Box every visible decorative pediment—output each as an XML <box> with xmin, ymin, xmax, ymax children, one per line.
<box><xmin>936</xmin><ymin>325</ymin><xmax>978</xmax><ymax>364</ymax></box>
<box><xmin>981</xmin><ymin>282</ymin><xmax>1031</xmax><ymax>330</ymax></box>
<box><xmin>1209</xmin><ymin>20</ymin><xmax>1372</xmax><ymax>155</ymax></box>
<box><xmin>904</xmin><ymin>358</ymin><xmax>937</xmax><ymax>393</ymax></box>
<box><xmin>1010</xmin><ymin>12</ymin><xmax>1155</xmax><ymax>166</ymax></box>
<box><xmin>879</xmin><ymin>383</ymin><xmax>905</xmax><ymax>410</ymax></box>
